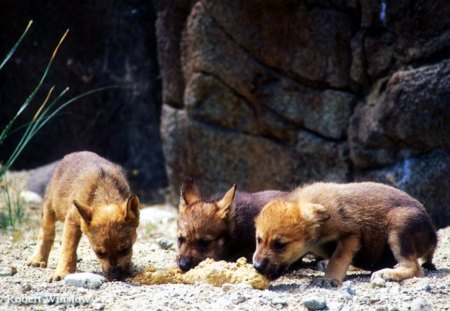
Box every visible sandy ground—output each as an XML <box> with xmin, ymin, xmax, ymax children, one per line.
<box><xmin>0</xmin><ymin>202</ymin><xmax>449</xmax><ymax>311</ymax></box>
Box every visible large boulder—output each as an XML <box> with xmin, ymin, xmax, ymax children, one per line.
<box><xmin>157</xmin><ymin>0</ymin><xmax>450</xmax><ymax>227</ymax></box>
<box><xmin>350</xmin><ymin>60</ymin><xmax>450</xmax><ymax>168</ymax></box>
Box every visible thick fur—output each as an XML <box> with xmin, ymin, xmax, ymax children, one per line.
<box><xmin>27</xmin><ymin>151</ymin><xmax>140</xmax><ymax>281</ymax></box>
<box><xmin>176</xmin><ymin>179</ymin><xmax>288</xmax><ymax>271</ymax></box>
<box><xmin>253</xmin><ymin>182</ymin><xmax>437</xmax><ymax>286</ymax></box>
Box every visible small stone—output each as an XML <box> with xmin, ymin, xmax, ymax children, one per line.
<box><xmin>371</xmin><ymin>277</ymin><xmax>386</xmax><ymax>288</ymax></box>
<box><xmin>20</xmin><ymin>190</ymin><xmax>43</xmax><ymax>204</ymax></box>
<box><xmin>92</xmin><ymin>303</ymin><xmax>105</xmax><ymax>310</ymax></box>
<box><xmin>157</xmin><ymin>237</ymin><xmax>174</xmax><ymax>250</ymax></box>
<box><xmin>21</xmin><ymin>283</ymin><xmax>32</xmax><ymax>292</ymax></box>
<box><xmin>422</xmin><ymin>283</ymin><xmax>432</xmax><ymax>292</ymax></box>
<box><xmin>76</xmin><ymin>287</ymin><xmax>88</xmax><ymax>294</ymax></box>
<box><xmin>275</xmin><ymin>303</ymin><xmax>284</xmax><ymax>309</ymax></box>
<box><xmin>272</xmin><ymin>297</ymin><xmax>287</xmax><ymax>306</ymax></box>
<box><xmin>327</xmin><ymin>302</ymin><xmax>342</xmax><ymax>311</ymax></box>
<box><xmin>233</xmin><ymin>294</ymin><xmax>246</xmax><ymax>304</ymax></box>
<box><xmin>343</xmin><ymin>284</ymin><xmax>356</xmax><ymax>296</ymax></box>
<box><xmin>0</xmin><ymin>264</ymin><xmax>17</xmax><ymax>276</ymax></box>
<box><xmin>235</xmin><ymin>283</ymin><xmax>252</xmax><ymax>291</ymax></box>
<box><xmin>302</xmin><ymin>296</ymin><xmax>327</xmax><ymax>310</ymax></box>
<box><xmin>375</xmin><ymin>307</ymin><xmax>388</xmax><ymax>311</ymax></box>
<box><xmin>64</xmin><ymin>272</ymin><xmax>106</xmax><ymax>289</ymax></box>
<box><xmin>222</xmin><ymin>283</ymin><xmax>233</xmax><ymax>292</ymax></box>
<box><xmin>410</xmin><ymin>297</ymin><xmax>431</xmax><ymax>311</ymax></box>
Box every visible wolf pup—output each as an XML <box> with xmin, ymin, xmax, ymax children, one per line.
<box><xmin>176</xmin><ymin>178</ymin><xmax>288</xmax><ymax>271</ymax></box>
<box><xmin>27</xmin><ymin>151</ymin><xmax>140</xmax><ymax>281</ymax></box>
<box><xmin>253</xmin><ymin>182</ymin><xmax>437</xmax><ymax>287</ymax></box>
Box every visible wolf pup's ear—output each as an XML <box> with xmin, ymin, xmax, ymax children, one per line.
<box><xmin>180</xmin><ymin>178</ymin><xmax>201</xmax><ymax>211</ymax></box>
<box><xmin>301</xmin><ymin>202</ymin><xmax>330</xmax><ymax>223</ymax></box>
<box><xmin>216</xmin><ymin>184</ymin><xmax>237</xmax><ymax>219</ymax></box>
<box><xmin>73</xmin><ymin>200</ymin><xmax>93</xmax><ymax>224</ymax></box>
<box><xmin>125</xmin><ymin>194</ymin><xmax>140</xmax><ymax>221</ymax></box>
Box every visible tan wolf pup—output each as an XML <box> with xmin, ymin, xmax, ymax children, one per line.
<box><xmin>27</xmin><ymin>151</ymin><xmax>140</xmax><ymax>281</ymax></box>
<box><xmin>253</xmin><ymin>182</ymin><xmax>437</xmax><ymax>287</ymax></box>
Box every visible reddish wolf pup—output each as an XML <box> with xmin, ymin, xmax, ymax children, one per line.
<box><xmin>253</xmin><ymin>182</ymin><xmax>437</xmax><ymax>287</ymax></box>
<box><xmin>176</xmin><ymin>179</ymin><xmax>288</xmax><ymax>271</ymax></box>
<box><xmin>27</xmin><ymin>151</ymin><xmax>140</xmax><ymax>281</ymax></box>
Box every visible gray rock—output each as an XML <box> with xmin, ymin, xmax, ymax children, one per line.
<box><xmin>371</xmin><ymin>277</ymin><xmax>386</xmax><ymax>288</ymax></box>
<box><xmin>63</xmin><ymin>273</ymin><xmax>106</xmax><ymax>289</ymax></box>
<box><xmin>344</xmin><ymin>284</ymin><xmax>356</xmax><ymax>296</ymax></box>
<box><xmin>221</xmin><ymin>283</ymin><xmax>233</xmax><ymax>292</ymax></box>
<box><xmin>327</xmin><ymin>302</ymin><xmax>342</xmax><ymax>311</ymax></box>
<box><xmin>302</xmin><ymin>296</ymin><xmax>327</xmax><ymax>310</ymax></box>
<box><xmin>410</xmin><ymin>298</ymin><xmax>432</xmax><ymax>311</ymax></box>
<box><xmin>157</xmin><ymin>237</ymin><xmax>174</xmax><ymax>250</ymax></box>
<box><xmin>233</xmin><ymin>294</ymin><xmax>247</xmax><ymax>304</ymax></box>
<box><xmin>19</xmin><ymin>190</ymin><xmax>43</xmax><ymax>205</ymax></box>
<box><xmin>24</xmin><ymin>161</ymin><xmax>59</xmax><ymax>197</ymax></box>
<box><xmin>21</xmin><ymin>283</ymin><xmax>32</xmax><ymax>292</ymax></box>
<box><xmin>272</xmin><ymin>297</ymin><xmax>287</xmax><ymax>309</ymax></box>
<box><xmin>422</xmin><ymin>283</ymin><xmax>432</xmax><ymax>292</ymax></box>
<box><xmin>0</xmin><ymin>264</ymin><xmax>17</xmax><ymax>276</ymax></box>
<box><xmin>92</xmin><ymin>303</ymin><xmax>105</xmax><ymax>310</ymax></box>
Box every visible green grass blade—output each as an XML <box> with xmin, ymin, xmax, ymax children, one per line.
<box><xmin>0</xmin><ymin>20</ymin><xmax>33</xmax><ymax>71</ymax></box>
<box><xmin>0</xmin><ymin>85</ymin><xmax>122</xmax><ymax>177</ymax></box>
<box><xmin>0</xmin><ymin>28</ymin><xmax>69</xmax><ymax>146</ymax></box>
<box><xmin>36</xmin><ymin>85</ymin><xmax>122</xmax><ymax>127</ymax></box>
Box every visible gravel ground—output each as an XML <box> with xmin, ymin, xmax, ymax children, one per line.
<box><xmin>0</xmin><ymin>202</ymin><xmax>449</xmax><ymax>311</ymax></box>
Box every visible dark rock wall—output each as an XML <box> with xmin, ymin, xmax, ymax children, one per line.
<box><xmin>157</xmin><ymin>0</ymin><xmax>450</xmax><ymax>227</ymax></box>
<box><xmin>1</xmin><ymin>0</ymin><xmax>449</xmax><ymax>226</ymax></box>
<box><xmin>0</xmin><ymin>1</ymin><xmax>166</xmax><ymax>201</ymax></box>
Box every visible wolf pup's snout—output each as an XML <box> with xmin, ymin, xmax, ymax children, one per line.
<box><xmin>178</xmin><ymin>257</ymin><xmax>195</xmax><ymax>272</ymax></box>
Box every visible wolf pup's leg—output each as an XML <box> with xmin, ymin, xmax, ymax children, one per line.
<box><xmin>313</xmin><ymin>234</ymin><xmax>360</xmax><ymax>287</ymax></box>
<box><xmin>27</xmin><ymin>202</ymin><xmax>56</xmax><ymax>268</ymax></box>
<box><xmin>51</xmin><ymin>218</ymin><xmax>82</xmax><ymax>282</ymax></box>
<box><xmin>371</xmin><ymin>229</ymin><xmax>423</xmax><ymax>282</ymax></box>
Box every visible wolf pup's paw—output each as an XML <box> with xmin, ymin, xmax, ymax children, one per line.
<box><xmin>27</xmin><ymin>258</ymin><xmax>47</xmax><ymax>268</ymax></box>
<box><xmin>49</xmin><ymin>271</ymin><xmax>69</xmax><ymax>282</ymax></box>
<box><xmin>371</xmin><ymin>269</ymin><xmax>396</xmax><ymax>282</ymax></box>
<box><xmin>311</xmin><ymin>277</ymin><xmax>341</xmax><ymax>288</ymax></box>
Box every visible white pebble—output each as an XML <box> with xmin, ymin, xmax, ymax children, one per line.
<box><xmin>302</xmin><ymin>296</ymin><xmax>327</xmax><ymax>310</ymax></box>
<box><xmin>64</xmin><ymin>272</ymin><xmax>106</xmax><ymax>289</ymax></box>
<box><xmin>371</xmin><ymin>277</ymin><xmax>386</xmax><ymax>288</ymax></box>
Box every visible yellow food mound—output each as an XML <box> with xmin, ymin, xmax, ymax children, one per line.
<box><xmin>132</xmin><ymin>257</ymin><xmax>269</xmax><ymax>289</ymax></box>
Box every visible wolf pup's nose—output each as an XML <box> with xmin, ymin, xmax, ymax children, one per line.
<box><xmin>107</xmin><ymin>267</ymin><xmax>123</xmax><ymax>281</ymax></box>
<box><xmin>253</xmin><ymin>258</ymin><xmax>268</xmax><ymax>273</ymax></box>
<box><xmin>178</xmin><ymin>258</ymin><xmax>193</xmax><ymax>271</ymax></box>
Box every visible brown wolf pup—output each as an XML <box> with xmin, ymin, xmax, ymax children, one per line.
<box><xmin>176</xmin><ymin>178</ymin><xmax>288</xmax><ymax>271</ymax></box>
<box><xmin>253</xmin><ymin>182</ymin><xmax>437</xmax><ymax>287</ymax></box>
<box><xmin>27</xmin><ymin>151</ymin><xmax>140</xmax><ymax>281</ymax></box>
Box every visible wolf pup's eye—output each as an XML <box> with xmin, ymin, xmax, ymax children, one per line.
<box><xmin>198</xmin><ymin>238</ymin><xmax>211</xmax><ymax>249</ymax></box>
<box><xmin>118</xmin><ymin>247</ymin><xmax>131</xmax><ymax>256</ymax></box>
<box><xmin>272</xmin><ymin>240</ymin><xmax>287</xmax><ymax>250</ymax></box>
<box><xmin>177</xmin><ymin>236</ymin><xmax>185</xmax><ymax>246</ymax></box>
<box><xmin>257</xmin><ymin>237</ymin><xmax>262</xmax><ymax>244</ymax></box>
<box><xmin>96</xmin><ymin>251</ymin><xmax>107</xmax><ymax>259</ymax></box>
